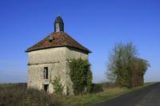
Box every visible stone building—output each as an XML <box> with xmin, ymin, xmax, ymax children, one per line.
<box><xmin>26</xmin><ymin>16</ymin><xmax>91</xmax><ymax>95</ymax></box>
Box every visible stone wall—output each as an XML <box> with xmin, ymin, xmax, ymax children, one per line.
<box><xmin>27</xmin><ymin>47</ymin><xmax>88</xmax><ymax>95</ymax></box>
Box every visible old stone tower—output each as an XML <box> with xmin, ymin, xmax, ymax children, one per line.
<box><xmin>26</xmin><ymin>16</ymin><xmax>91</xmax><ymax>95</ymax></box>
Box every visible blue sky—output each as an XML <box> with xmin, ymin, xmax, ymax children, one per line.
<box><xmin>0</xmin><ymin>0</ymin><xmax>160</xmax><ymax>83</ymax></box>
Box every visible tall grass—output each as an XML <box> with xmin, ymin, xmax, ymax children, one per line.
<box><xmin>0</xmin><ymin>83</ymin><xmax>149</xmax><ymax>106</ymax></box>
<box><xmin>0</xmin><ymin>83</ymin><xmax>55</xmax><ymax>106</ymax></box>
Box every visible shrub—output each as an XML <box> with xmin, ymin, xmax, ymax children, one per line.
<box><xmin>69</xmin><ymin>58</ymin><xmax>93</xmax><ymax>95</ymax></box>
<box><xmin>91</xmin><ymin>84</ymin><xmax>103</xmax><ymax>93</ymax></box>
<box><xmin>52</xmin><ymin>77</ymin><xmax>64</xmax><ymax>95</ymax></box>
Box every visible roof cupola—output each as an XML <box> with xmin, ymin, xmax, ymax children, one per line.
<box><xmin>54</xmin><ymin>16</ymin><xmax>64</xmax><ymax>32</ymax></box>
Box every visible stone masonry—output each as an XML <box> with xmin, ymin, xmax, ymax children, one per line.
<box><xmin>26</xmin><ymin>16</ymin><xmax>91</xmax><ymax>95</ymax></box>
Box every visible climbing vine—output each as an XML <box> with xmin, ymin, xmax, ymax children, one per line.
<box><xmin>52</xmin><ymin>77</ymin><xmax>63</xmax><ymax>95</ymax></box>
<box><xmin>69</xmin><ymin>58</ymin><xmax>92</xmax><ymax>95</ymax></box>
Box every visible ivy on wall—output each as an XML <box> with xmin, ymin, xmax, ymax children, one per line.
<box><xmin>52</xmin><ymin>77</ymin><xmax>63</xmax><ymax>95</ymax></box>
<box><xmin>69</xmin><ymin>58</ymin><xmax>92</xmax><ymax>95</ymax></box>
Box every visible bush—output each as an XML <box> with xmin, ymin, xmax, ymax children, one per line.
<box><xmin>91</xmin><ymin>84</ymin><xmax>103</xmax><ymax>93</ymax></box>
<box><xmin>52</xmin><ymin>77</ymin><xmax>64</xmax><ymax>95</ymax></box>
<box><xmin>69</xmin><ymin>58</ymin><xmax>93</xmax><ymax>95</ymax></box>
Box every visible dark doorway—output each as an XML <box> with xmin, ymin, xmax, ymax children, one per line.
<box><xmin>44</xmin><ymin>84</ymin><xmax>49</xmax><ymax>92</ymax></box>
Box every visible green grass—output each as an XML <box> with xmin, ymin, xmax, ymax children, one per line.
<box><xmin>55</xmin><ymin>85</ymin><xmax>149</xmax><ymax>106</ymax></box>
<box><xmin>61</xmin><ymin>87</ymin><xmax>129</xmax><ymax>106</ymax></box>
<box><xmin>0</xmin><ymin>83</ymin><xmax>152</xmax><ymax>106</ymax></box>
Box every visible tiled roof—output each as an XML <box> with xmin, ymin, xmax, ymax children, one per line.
<box><xmin>26</xmin><ymin>32</ymin><xmax>91</xmax><ymax>53</ymax></box>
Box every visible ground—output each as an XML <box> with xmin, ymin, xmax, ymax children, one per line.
<box><xmin>94</xmin><ymin>82</ymin><xmax>160</xmax><ymax>106</ymax></box>
<box><xmin>0</xmin><ymin>83</ymin><xmax>152</xmax><ymax>106</ymax></box>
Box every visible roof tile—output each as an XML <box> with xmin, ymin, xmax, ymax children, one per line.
<box><xmin>26</xmin><ymin>32</ymin><xmax>91</xmax><ymax>53</ymax></box>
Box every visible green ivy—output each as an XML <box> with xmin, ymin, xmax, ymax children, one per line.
<box><xmin>52</xmin><ymin>77</ymin><xmax>63</xmax><ymax>95</ymax></box>
<box><xmin>69</xmin><ymin>58</ymin><xmax>92</xmax><ymax>95</ymax></box>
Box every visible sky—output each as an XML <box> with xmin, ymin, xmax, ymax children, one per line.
<box><xmin>0</xmin><ymin>0</ymin><xmax>160</xmax><ymax>83</ymax></box>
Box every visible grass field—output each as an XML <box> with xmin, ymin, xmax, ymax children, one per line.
<box><xmin>0</xmin><ymin>83</ymin><xmax>151</xmax><ymax>106</ymax></box>
<box><xmin>58</xmin><ymin>85</ymin><xmax>148</xmax><ymax>106</ymax></box>
<box><xmin>0</xmin><ymin>83</ymin><xmax>55</xmax><ymax>106</ymax></box>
